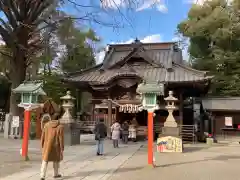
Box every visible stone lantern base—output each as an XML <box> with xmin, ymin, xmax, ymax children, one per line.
<box><xmin>62</xmin><ymin>123</ymin><xmax>81</xmax><ymax>146</ymax></box>
<box><xmin>161</xmin><ymin>126</ymin><xmax>180</xmax><ymax>137</ymax></box>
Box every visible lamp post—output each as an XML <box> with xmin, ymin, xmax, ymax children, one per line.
<box><xmin>137</xmin><ymin>82</ymin><xmax>164</xmax><ymax>166</ymax></box>
<box><xmin>13</xmin><ymin>81</ymin><xmax>46</xmax><ymax>161</ymax></box>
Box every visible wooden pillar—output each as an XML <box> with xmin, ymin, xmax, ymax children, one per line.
<box><xmin>179</xmin><ymin>92</ymin><xmax>183</xmax><ymax>127</ymax></box>
<box><xmin>108</xmin><ymin>99</ymin><xmax>112</xmax><ymax>138</ymax></box>
<box><xmin>116</xmin><ymin>107</ymin><xmax>120</xmax><ymax>122</ymax></box>
<box><xmin>22</xmin><ymin>109</ymin><xmax>31</xmax><ymax>161</ymax></box>
<box><xmin>35</xmin><ymin>108</ymin><xmax>41</xmax><ymax>139</ymax></box>
<box><xmin>91</xmin><ymin>102</ymin><xmax>95</xmax><ymax>122</ymax></box>
<box><xmin>148</xmin><ymin>111</ymin><xmax>154</xmax><ymax>166</ymax></box>
<box><xmin>76</xmin><ymin>89</ymin><xmax>80</xmax><ymax>112</ymax></box>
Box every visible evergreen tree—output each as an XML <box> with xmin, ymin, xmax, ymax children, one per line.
<box><xmin>178</xmin><ymin>0</ymin><xmax>240</xmax><ymax>96</ymax></box>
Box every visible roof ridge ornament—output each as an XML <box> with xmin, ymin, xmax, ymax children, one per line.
<box><xmin>134</xmin><ymin>38</ymin><xmax>140</xmax><ymax>43</ymax></box>
<box><xmin>132</xmin><ymin>38</ymin><xmax>142</xmax><ymax>48</ymax></box>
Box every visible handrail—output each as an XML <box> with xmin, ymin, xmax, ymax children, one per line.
<box><xmin>154</xmin><ymin>123</ymin><xmax>196</xmax><ymax>144</ymax></box>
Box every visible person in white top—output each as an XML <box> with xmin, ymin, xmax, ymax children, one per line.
<box><xmin>111</xmin><ymin>120</ymin><xmax>122</xmax><ymax>148</ymax></box>
<box><xmin>129</xmin><ymin>117</ymin><xmax>138</xmax><ymax>142</ymax></box>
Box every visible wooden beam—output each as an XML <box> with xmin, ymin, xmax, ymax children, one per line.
<box><xmin>179</xmin><ymin>92</ymin><xmax>183</xmax><ymax>127</ymax></box>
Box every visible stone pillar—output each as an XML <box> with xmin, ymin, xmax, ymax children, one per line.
<box><xmin>4</xmin><ymin>113</ymin><xmax>12</xmax><ymax>138</ymax></box>
<box><xmin>60</xmin><ymin>91</ymin><xmax>80</xmax><ymax>146</ymax></box>
<box><xmin>162</xmin><ymin>91</ymin><xmax>180</xmax><ymax>137</ymax></box>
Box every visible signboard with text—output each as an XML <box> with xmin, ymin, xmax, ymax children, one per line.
<box><xmin>225</xmin><ymin>117</ymin><xmax>233</xmax><ymax>127</ymax></box>
<box><xmin>157</xmin><ymin>136</ymin><xmax>183</xmax><ymax>153</ymax></box>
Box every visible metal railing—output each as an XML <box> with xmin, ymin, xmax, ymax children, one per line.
<box><xmin>77</xmin><ymin>114</ymin><xmax>116</xmax><ymax>133</ymax></box>
<box><xmin>154</xmin><ymin>123</ymin><xmax>196</xmax><ymax>144</ymax></box>
<box><xmin>180</xmin><ymin>125</ymin><xmax>196</xmax><ymax>144</ymax></box>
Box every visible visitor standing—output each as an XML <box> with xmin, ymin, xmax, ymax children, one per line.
<box><xmin>122</xmin><ymin>121</ymin><xmax>129</xmax><ymax>144</ymax></box>
<box><xmin>129</xmin><ymin>117</ymin><xmax>138</xmax><ymax>142</ymax></box>
<box><xmin>94</xmin><ymin>118</ymin><xmax>107</xmax><ymax>156</ymax></box>
<box><xmin>40</xmin><ymin>113</ymin><xmax>64</xmax><ymax>180</ymax></box>
<box><xmin>111</xmin><ymin>120</ymin><xmax>122</xmax><ymax>148</ymax></box>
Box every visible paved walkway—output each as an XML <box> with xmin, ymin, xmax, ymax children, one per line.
<box><xmin>109</xmin><ymin>144</ymin><xmax>240</xmax><ymax>180</ymax></box>
<box><xmin>0</xmin><ymin>135</ymin><xmax>142</xmax><ymax>180</ymax></box>
<box><xmin>3</xmin><ymin>133</ymin><xmax>240</xmax><ymax>180</ymax></box>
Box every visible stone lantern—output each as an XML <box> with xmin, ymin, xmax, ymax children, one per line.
<box><xmin>164</xmin><ymin>91</ymin><xmax>178</xmax><ymax>128</ymax></box>
<box><xmin>60</xmin><ymin>91</ymin><xmax>80</xmax><ymax>146</ymax></box>
<box><xmin>60</xmin><ymin>91</ymin><xmax>75</xmax><ymax>124</ymax></box>
<box><xmin>157</xmin><ymin>91</ymin><xmax>183</xmax><ymax>153</ymax></box>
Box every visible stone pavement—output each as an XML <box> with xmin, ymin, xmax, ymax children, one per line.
<box><xmin>109</xmin><ymin>144</ymin><xmax>240</xmax><ymax>180</ymax></box>
<box><xmin>0</xmin><ymin>134</ymin><xmax>142</xmax><ymax>180</ymax></box>
<box><xmin>3</xmin><ymin>133</ymin><xmax>240</xmax><ymax>180</ymax></box>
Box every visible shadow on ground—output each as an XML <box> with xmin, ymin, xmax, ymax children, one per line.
<box><xmin>155</xmin><ymin>154</ymin><xmax>240</xmax><ymax>168</ymax></box>
<box><xmin>183</xmin><ymin>146</ymin><xmax>210</xmax><ymax>153</ymax></box>
<box><xmin>63</xmin><ymin>167</ymin><xmax>144</xmax><ymax>179</ymax></box>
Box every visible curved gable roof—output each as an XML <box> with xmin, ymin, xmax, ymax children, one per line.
<box><xmin>63</xmin><ymin>41</ymin><xmax>213</xmax><ymax>86</ymax></box>
<box><xmin>101</xmin><ymin>41</ymin><xmax>178</xmax><ymax>70</ymax></box>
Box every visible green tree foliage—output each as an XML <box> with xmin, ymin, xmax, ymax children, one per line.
<box><xmin>178</xmin><ymin>0</ymin><xmax>240</xmax><ymax>96</ymax></box>
<box><xmin>57</xmin><ymin>18</ymin><xmax>99</xmax><ymax>73</ymax></box>
<box><xmin>38</xmin><ymin>18</ymin><xmax>99</xmax><ymax>106</ymax></box>
<box><xmin>41</xmin><ymin>74</ymin><xmax>67</xmax><ymax>104</ymax></box>
<box><xmin>0</xmin><ymin>0</ymin><xmax>135</xmax><ymax>115</ymax></box>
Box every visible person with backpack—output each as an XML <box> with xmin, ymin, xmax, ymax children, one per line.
<box><xmin>121</xmin><ymin>121</ymin><xmax>129</xmax><ymax>144</ymax></box>
<box><xmin>94</xmin><ymin>118</ymin><xmax>107</xmax><ymax>156</ymax></box>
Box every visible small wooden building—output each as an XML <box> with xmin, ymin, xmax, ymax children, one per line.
<box><xmin>202</xmin><ymin>97</ymin><xmax>240</xmax><ymax>138</ymax></box>
<box><xmin>64</xmin><ymin>40</ymin><xmax>212</xmax><ymax>138</ymax></box>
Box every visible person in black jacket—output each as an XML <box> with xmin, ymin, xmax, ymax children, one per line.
<box><xmin>94</xmin><ymin>118</ymin><xmax>107</xmax><ymax>156</ymax></box>
<box><xmin>121</xmin><ymin>121</ymin><xmax>129</xmax><ymax>144</ymax></box>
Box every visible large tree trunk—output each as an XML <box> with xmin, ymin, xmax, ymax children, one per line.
<box><xmin>9</xmin><ymin>51</ymin><xmax>27</xmax><ymax>116</ymax></box>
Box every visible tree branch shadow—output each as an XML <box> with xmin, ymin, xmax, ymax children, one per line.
<box><xmin>63</xmin><ymin>166</ymin><xmax>144</xmax><ymax>179</ymax></box>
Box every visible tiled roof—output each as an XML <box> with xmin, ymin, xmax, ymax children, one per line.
<box><xmin>12</xmin><ymin>81</ymin><xmax>46</xmax><ymax>95</ymax></box>
<box><xmin>67</xmin><ymin>64</ymin><xmax>140</xmax><ymax>85</ymax></box>
<box><xmin>201</xmin><ymin>97</ymin><xmax>240</xmax><ymax>111</ymax></box>
<box><xmin>145</xmin><ymin>49</ymin><xmax>182</xmax><ymax>68</ymax></box>
<box><xmin>64</xmin><ymin>41</ymin><xmax>212</xmax><ymax>85</ymax></box>
<box><xmin>101</xmin><ymin>41</ymin><xmax>179</xmax><ymax>69</ymax></box>
<box><xmin>65</xmin><ymin>63</ymin><xmax>212</xmax><ymax>85</ymax></box>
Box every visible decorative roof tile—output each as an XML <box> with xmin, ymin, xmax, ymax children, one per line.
<box><xmin>136</xmin><ymin>82</ymin><xmax>164</xmax><ymax>95</ymax></box>
<box><xmin>12</xmin><ymin>81</ymin><xmax>46</xmax><ymax>95</ymax></box>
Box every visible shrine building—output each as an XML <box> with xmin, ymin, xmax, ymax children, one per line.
<box><xmin>64</xmin><ymin>39</ymin><xmax>212</xmax><ymax>140</ymax></box>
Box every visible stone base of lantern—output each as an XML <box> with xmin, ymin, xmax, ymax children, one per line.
<box><xmin>62</xmin><ymin>123</ymin><xmax>81</xmax><ymax>146</ymax></box>
<box><xmin>161</xmin><ymin>126</ymin><xmax>180</xmax><ymax>137</ymax></box>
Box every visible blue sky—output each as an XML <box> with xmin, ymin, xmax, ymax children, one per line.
<box><xmin>94</xmin><ymin>0</ymin><xmax>192</xmax><ymax>44</ymax></box>
<box><xmin>64</xmin><ymin>0</ymin><xmax>204</xmax><ymax>63</ymax></box>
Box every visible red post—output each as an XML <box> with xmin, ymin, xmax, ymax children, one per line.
<box><xmin>21</xmin><ymin>109</ymin><xmax>31</xmax><ymax>161</ymax></box>
<box><xmin>148</xmin><ymin>111</ymin><xmax>153</xmax><ymax>166</ymax></box>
